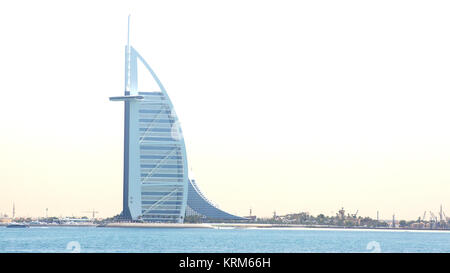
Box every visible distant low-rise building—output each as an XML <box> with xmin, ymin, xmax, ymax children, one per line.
<box><xmin>410</xmin><ymin>222</ymin><xmax>426</xmax><ymax>229</ymax></box>
<box><xmin>0</xmin><ymin>215</ymin><xmax>12</xmax><ymax>223</ymax></box>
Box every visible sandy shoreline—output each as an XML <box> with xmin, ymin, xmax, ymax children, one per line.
<box><xmin>101</xmin><ymin>223</ymin><xmax>215</xmax><ymax>229</ymax></box>
<box><xmin>98</xmin><ymin>223</ymin><xmax>450</xmax><ymax>232</ymax></box>
<box><xmin>1</xmin><ymin>222</ymin><xmax>449</xmax><ymax>232</ymax></box>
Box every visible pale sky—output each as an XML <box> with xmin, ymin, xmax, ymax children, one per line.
<box><xmin>1</xmin><ymin>1</ymin><xmax>449</xmax><ymax>220</ymax></box>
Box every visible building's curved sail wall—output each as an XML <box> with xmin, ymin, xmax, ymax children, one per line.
<box><xmin>116</xmin><ymin>46</ymin><xmax>189</xmax><ymax>223</ymax></box>
<box><xmin>137</xmin><ymin>90</ymin><xmax>188</xmax><ymax>222</ymax></box>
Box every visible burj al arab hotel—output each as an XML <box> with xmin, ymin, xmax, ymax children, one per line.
<box><xmin>110</xmin><ymin>17</ymin><xmax>244</xmax><ymax>223</ymax></box>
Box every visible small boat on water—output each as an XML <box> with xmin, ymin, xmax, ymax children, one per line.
<box><xmin>6</xmin><ymin>223</ymin><xmax>30</xmax><ymax>228</ymax></box>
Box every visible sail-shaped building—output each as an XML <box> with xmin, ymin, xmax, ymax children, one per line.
<box><xmin>110</xmin><ymin>17</ymin><xmax>244</xmax><ymax>223</ymax></box>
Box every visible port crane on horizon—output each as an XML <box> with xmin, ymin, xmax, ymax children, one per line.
<box><xmin>82</xmin><ymin>209</ymin><xmax>99</xmax><ymax>220</ymax></box>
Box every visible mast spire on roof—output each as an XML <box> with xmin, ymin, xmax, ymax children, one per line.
<box><xmin>126</xmin><ymin>14</ymin><xmax>131</xmax><ymax>92</ymax></box>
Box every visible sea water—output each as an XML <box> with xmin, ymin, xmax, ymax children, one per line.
<box><xmin>1</xmin><ymin>226</ymin><xmax>449</xmax><ymax>253</ymax></box>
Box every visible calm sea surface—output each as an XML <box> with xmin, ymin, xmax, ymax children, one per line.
<box><xmin>1</xmin><ymin>226</ymin><xmax>449</xmax><ymax>253</ymax></box>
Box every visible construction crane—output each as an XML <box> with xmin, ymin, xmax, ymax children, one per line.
<box><xmin>429</xmin><ymin>211</ymin><xmax>437</xmax><ymax>222</ymax></box>
<box><xmin>82</xmin><ymin>209</ymin><xmax>99</xmax><ymax>220</ymax></box>
<box><xmin>352</xmin><ymin>210</ymin><xmax>359</xmax><ymax>218</ymax></box>
<box><xmin>422</xmin><ymin>211</ymin><xmax>427</xmax><ymax>222</ymax></box>
<box><xmin>429</xmin><ymin>211</ymin><xmax>438</xmax><ymax>229</ymax></box>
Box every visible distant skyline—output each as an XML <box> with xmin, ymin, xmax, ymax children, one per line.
<box><xmin>1</xmin><ymin>1</ymin><xmax>450</xmax><ymax>220</ymax></box>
